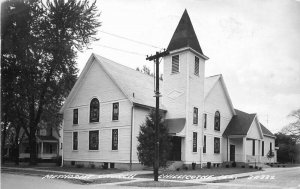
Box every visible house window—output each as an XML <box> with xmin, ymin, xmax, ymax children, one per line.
<box><xmin>73</xmin><ymin>132</ymin><xmax>78</xmax><ymax>150</ymax></box>
<box><xmin>204</xmin><ymin>113</ymin><xmax>207</xmax><ymax>129</ymax></box>
<box><xmin>214</xmin><ymin>111</ymin><xmax>220</xmax><ymax>131</ymax></box>
<box><xmin>252</xmin><ymin>140</ymin><xmax>255</xmax><ymax>156</ymax></box>
<box><xmin>262</xmin><ymin>141</ymin><xmax>264</xmax><ymax>156</ymax></box>
<box><xmin>203</xmin><ymin>135</ymin><xmax>206</xmax><ymax>153</ymax></box>
<box><xmin>90</xmin><ymin>98</ymin><xmax>99</xmax><ymax>122</ymax></box>
<box><xmin>194</xmin><ymin>56</ymin><xmax>199</xmax><ymax>76</ymax></box>
<box><xmin>193</xmin><ymin>132</ymin><xmax>197</xmax><ymax>152</ymax></box>
<box><xmin>73</xmin><ymin>109</ymin><xmax>78</xmax><ymax>124</ymax></box>
<box><xmin>270</xmin><ymin>142</ymin><xmax>272</xmax><ymax>152</ymax></box>
<box><xmin>49</xmin><ymin>145</ymin><xmax>53</xmax><ymax>153</ymax></box>
<box><xmin>214</xmin><ymin>137</ymin><xmax>220</xmax><ymax>153</ymax></box>
<box><xmin>112</xmin><ymin>129</ymin><xmax>118</xmax><ymax>150</ymax></box>
<box><xmin>89</xmin><ymin>130</ymin><xmax>99</xmax><ymax>150</ymax></box>
<box><xmin>112</xmin><ymin>102</ymin><xmax>119</xmax><ymax>121</ymax></box>
<box><xmin>193</xmin><ymin>107</ymin><xmax>198</xmax><ymax>124</ymax></box>
<box><xmin>171</xmin><ymin>55</ymin><xmax>179</xmax><ymax>74</ymax></box>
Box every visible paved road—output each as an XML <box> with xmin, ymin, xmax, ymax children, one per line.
<box><xmin>204</xmin><ymin>167</ymin><xmax>300</xmax><ymax>189</ymax></box>
<box><xmin>1</xmin><ymin>167</ymin><xmax>300</xmax><ymax>189</ymax></box>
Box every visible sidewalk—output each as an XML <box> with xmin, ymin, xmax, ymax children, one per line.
<box><xmin>3</xmin><ymin>166</ymin><xmax>296</xmax><ymax>186</ymax></box>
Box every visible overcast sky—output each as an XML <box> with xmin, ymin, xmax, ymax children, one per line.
<box><xmin>76</xmin><ymin>0</ymin><xmax>300</xmax><ymax>133</ymax></box>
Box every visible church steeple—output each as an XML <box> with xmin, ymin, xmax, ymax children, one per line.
<box><xmin>167</xmin><ymin>9</ymin><xmax>205</xmax><ymax>57</ymax></box>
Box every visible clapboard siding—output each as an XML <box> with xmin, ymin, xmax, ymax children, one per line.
<box><xmin>132</xmin><ymin>106</ymin><xmax>149</xmax><ymax>163</ymax></box>
<box><xmin>63</xmin><ymin>59</ymin><xmax>133</xmax><ymax>163</ymax></box>
<box><xmin>204</xmin><ymin>80</ymin><xmax>233</xmax><ymax>163</ymax></box>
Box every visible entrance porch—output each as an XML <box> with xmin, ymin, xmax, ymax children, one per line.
<box><xmin>226</xmin><ymin>136</ymin><xmax>262</xmax><ymax>163</ymax></box>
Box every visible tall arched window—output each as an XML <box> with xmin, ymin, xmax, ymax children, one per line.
<box><xmin>214</xmin><ymin>111</ymin><xmax>220</xmax><ymax>131</ymax></box>
<box><xmin>90</xmin><ymin>98</ymin><xmax>99</xmax><ymax>122</ymax></box>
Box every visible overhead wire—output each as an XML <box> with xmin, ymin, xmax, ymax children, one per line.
<box><xmin>94</xmin><ymin>44</ymin><xmax>146</xmax><ymax>57</ymax></box>
<box><xmin>99</xmin><ymin>30</ymin><xmax>163</xmax><ymax>49</ymax></box>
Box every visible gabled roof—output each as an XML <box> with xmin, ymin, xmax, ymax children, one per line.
<box><xmin>60</xmin><ymin>53</ymin><xmax>166</xmax><ymax>113</ymax></box>
<box><xmin>204</xmin><ymin>74</ymin><xmax>221</xmax><ymax>98</ymax></box>
<box><xmin>167</xmin><ymin>9</ymin><xmax>205</xmax><ymax>56</ymax></box>
<box><xmin>223</xmin><ymin>109</ymin><xmax>256</xmax><ymax>136</ymax></box>
<box><xmin>94</xmin><ymin>54</ymin><xmax>166</xmax><ymax>110</ymax></box>
<box><xmin>260</xmin><ymin>123</ymin><xmax>275</xmax><ymax>137</ymax></box>
<box><xmin>204</xmin><ymin>74</ymin><xmax>236</xmax><ymax>115</ymax></box>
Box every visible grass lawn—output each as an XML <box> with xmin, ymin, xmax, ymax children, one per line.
<box><xmin>2</xmin><ymin>167</ymin><xmax>132</xmax><ymax>185</ymax></box>
<box><xmin>120</xmin><ymin>181</ymin><xmax>203</xmax><ymax>187</ymax></box>
<box><xmin>136</xmin><ymin>168</ymin><xmax>260</xmax><ymax>180</ymax></box>
<box><xmin>2</xmin><ymin>164</ymin><xmax>123</xmax><ymax>175</ymax></box>
<box><xmin>65</xmin><ymin>178</ymin><xmax>132</xmax><ymax>185</ymax></box>
<box><xmin>35</xmin><ymin>166</ymin><xmax>124</xmax><ymax>175</ymax></box>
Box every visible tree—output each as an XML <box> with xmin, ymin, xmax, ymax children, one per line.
<box><xmin>275</xmin><ymin>132</ymin><xmax>297</xmax><ymax>163</ymax></box>
<box><xmin>282</xmin><ymin>109</ymin><xmax>300</xmax><ymax>142</ymax></box>
<box><xmin>1</xmin><ymin>0</ymin><xmax>101</xmax><ymax>165</ymax></box>
<box><xmin>136</xmin><ymin>65</ymin><xmax>163</xmax><ymax>80</ymax></box>
<box><xmin>137</xmin><ymin>110</ymin><xmax>172</xmax><ymax>168</ymax></box>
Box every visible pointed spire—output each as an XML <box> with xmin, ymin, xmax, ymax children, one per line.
<box><xmin>167</xmin><ymin>9</ymin><xmax>204</xmax><ymax>55</ymax></box>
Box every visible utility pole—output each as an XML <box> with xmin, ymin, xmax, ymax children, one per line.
<box><xmin>146</xmin><ymin>49</ymin><xmax>169</xmax><ymax>181</ymax></box>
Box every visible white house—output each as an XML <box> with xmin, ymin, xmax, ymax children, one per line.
<box><xmin>59</xmin><ymin>10</ymin><xmax>277</xmax><ymax>169</ymax></box>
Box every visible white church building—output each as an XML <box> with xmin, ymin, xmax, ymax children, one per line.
<box><xmin>59</xmin><ymin>10</ymin><xmax>277</xmax><ymax>169</ymax></box>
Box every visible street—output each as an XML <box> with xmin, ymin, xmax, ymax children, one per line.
<box><xmin>1</xmin><ymin>167</ymin><xmax>300</xmax><ymax>189</ymax></box>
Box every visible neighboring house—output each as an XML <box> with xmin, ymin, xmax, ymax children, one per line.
<box><xmin>59</xmin><ymin>10</ymin><xmax>277</xmax><ymax>169</ymax></box>
<box><xmin>19</xmin><ymin>125</ymin><xmax>61</xmax><ymax>160</ymax></box>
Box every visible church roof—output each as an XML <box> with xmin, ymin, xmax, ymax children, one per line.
<box><xmin>204</xmin><ymin>74</ymin><xmax>221</xmax><ymax>98</ymax></box>
<box><xmin>260</xmin><ymin>123</ymin><xmax>275</xmax><ymax>137</ymax></box>
<box><xmin>60</xmin><ymin>54</ymin><xmax>230</xmax><ymax>113</ymax></box>
<box><xmin>223</xmin><ymin>109</ymin><xmax>256</xmax><ymax>136</ymax></box>
<box><xmin>167</xmin><ymin>9</ymin><xmax>204</xmax><ymax>56</ymax></box>
<box><xmin>94</xmin><ymin>54</ymin><xmax>166</xmax><ymax>110</ymax></box>
<box><xmin>223</xmin><ymin>109</ymin><xmax>275</xmax><ymax>138</ymax></box>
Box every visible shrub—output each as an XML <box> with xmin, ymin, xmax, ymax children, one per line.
<box><xmin>90</xmin><ymin>163</ymin><xmax>96</xmax><ymax>169</ymax></box>
<box><xmin>249</xmin><ymin>165</ymin><xmax>253</xmax><ymax>169</ymax></box>
<box><xmin>255</xmin><ymin>166</ymin><xmax>258</xmax><ymax>169</ymax></box>
<box><xmin>184</xmin><ymin>166</ymin><xmax>188</xmax><ymax>171</ymax></box>
<box><xmin>225</xmin><ymin>164</ymin><xmax>229</xmax><ymax>168</ymax></box>
<box><xmin>102</xmin><ymin>163</ymin><xmax>108</xmax><ymax>169</ymax></box>
<box><xmin>241</xmin><ymin>165</ymin><xmax>245</xmax><ymax>168</ymax></box>
<box><xmin>232</xmin><ymin>162</ymin><xmax>236</xmax><ymax>167</ymax></box>
<box><xmin>176</xmin><ymin>168</ymin><xmax>180</xmax><ymax>171</ymax></box>
<box><xmin>137</xmin><ymin>110</ymin><xmax>172</xmax><ymax>168</ymax></box>
<box><xmin>76</xmin><ymin>164</ymin><xmax>84</xmax><ymax>168</ymax></box>
<box><xmin>258</xmin><ymin>167</ymin><xmax>262</xmax><ymax>170</ymax></box>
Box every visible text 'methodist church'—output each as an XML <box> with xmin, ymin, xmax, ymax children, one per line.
<box><xmin>60</xmin><ymin>10</ymin><xmax>277</xmax><ymax>169</ymax></box>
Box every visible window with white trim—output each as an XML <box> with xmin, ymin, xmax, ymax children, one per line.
<box><xmin>193</xmin><ymin>107</ymin><xmax>198</xmax><ymax>124</ymax></box>
<box><xmin>194</xmin><ymin>56</ymin><xmax>199</xmax><ymax>76</ymax></box>
<box><xmin>89</xmin><ymin>130</ymin><xmax>99</xmax><ymax>150</ymax></box>
<box><xmin>171</xmin><ymin>55</ymin><xmax>179</xmax><ymax>74</ymax></box>
<box><xmin>73</xmin><ymin>132</ymin><xmax>78</xmax><ymax>150</ymax></box>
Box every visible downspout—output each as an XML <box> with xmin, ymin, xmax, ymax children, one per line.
<box><xmin>61</xmin><ymin>119</ymin><xmax>64</xmax><ymax>167</ymax></box>
<box><xmin>227</xmin><ymin>136</ymin><xmax>229</xmax><ymax>162</ymax></box>
<box><xmin>130</xmin><ymin>105</ymin><xmax>134</xmax><ymax>170</ymax></box>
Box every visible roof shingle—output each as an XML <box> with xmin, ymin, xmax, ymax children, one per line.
<box><xmin>167</xmin><ymin>10</ymin><xmax>204</xmax><ymax>55</ymax></box>
<box><xmin>223</xmin><ymin>109</ymin><xmax>256</xmax><ymax>136</ymax></box>
<box><xmin>260</xmin><ymin>123</ymin><xmax>275</xmax><ymax>137</ymax></box>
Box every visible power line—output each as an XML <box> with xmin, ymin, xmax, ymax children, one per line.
<box><xmin>94</xmin><ymin>44</ymin><xmax>146</xmax><ymax>57</ymax></box>
<box><xmin>99</xmin><ymin>30</ymin><xmax>163</xmax><ymax>49</ymax></box>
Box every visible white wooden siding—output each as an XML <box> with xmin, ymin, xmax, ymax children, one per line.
<box><xmin>63</xmin><ymin>59</ymin><xmax>133</xmax><ymax>163</ymax></box>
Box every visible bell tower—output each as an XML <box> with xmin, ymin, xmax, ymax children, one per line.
<box><xmin>162</xmin><ymin>9</ymin><xmax>209</xmax><ymax>163</ymax></box>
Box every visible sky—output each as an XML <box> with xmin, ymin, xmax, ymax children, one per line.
<box><xmin>76</xmin><ymin>0</ymin><xmax>300</xmax><ymax>133</ymax></box>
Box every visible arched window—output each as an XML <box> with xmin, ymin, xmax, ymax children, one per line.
<box><xmin>214</xmin><ymin>111</ymin><xmax>220</xmax><ymax>131</ymax></box>
<box><xmin>90</xmin><ymin>98</ymin><xmax>99</xmax><ymax>122</ymax></box>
